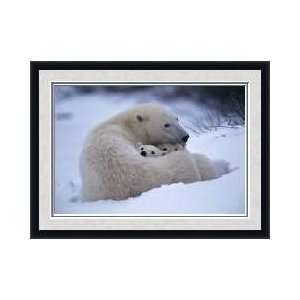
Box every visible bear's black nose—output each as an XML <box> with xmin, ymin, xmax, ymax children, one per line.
<box><xmin>141</xmin><ymin>150</ymin><xmax>147</xmax><ymax>156</ymax></box>
<box><xmin>182</xmin><ymin>135</ymin><xmax>189</xmax><ymax>143</ymax></box>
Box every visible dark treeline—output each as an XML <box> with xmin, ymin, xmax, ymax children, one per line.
<box><xmin>151</xmin><ymin>86</ymin><xmax>245</xmax><ymax>124</ymax></box>
<box><xmin>55</xmin><ymin>85</ymin><xmax>245</xmax><ymax>126</ymax></box>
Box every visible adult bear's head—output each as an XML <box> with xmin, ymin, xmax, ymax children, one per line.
<box><xmin>125</xmin><ymin>103</ymin><xmax>189</xmax><ymax>146</ymax></box>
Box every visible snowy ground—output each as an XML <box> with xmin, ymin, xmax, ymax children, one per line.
<box><xmin>54</xmin><ymin>91</ymin><xmax>246</xmax><ymax>215</ymax></box>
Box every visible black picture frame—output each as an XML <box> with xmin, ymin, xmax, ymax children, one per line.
<box><xmin>30</xmin><ymin>61</ymin><xmax>270</xmax><ymax>239</ymax></box>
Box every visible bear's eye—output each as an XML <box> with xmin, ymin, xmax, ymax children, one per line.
<box><xmin>164</xmin><ymin>123</ymin><xmax>170</xmax><ymax>128</ymax></box>
<box><xmin>163</xmin><ymin>148</ymin><xmax>167</xmax><ymax>151</ymax></box>
<box><xmin>136</xmin><ymin>115</ymin><xmax>143</xmax><ymax>122</ymax></box>
<box><xmin>141</xmin><ymin>147</ymin><xmax>144</xmax><ymax>150</ymax></box>
<box><xmin>176</xmin><ymin>117</ymin><xmax>179</xmax><ymax>121</ymax></box>
<box><xmin>175</xmin><ymin>148</ymin><xmax>178</xmax><ymax>151</ymax></box>
<box><xmin>151</xmin><ymin>151</ymin><xmax>155</xmax><ymax>154</ymax></box>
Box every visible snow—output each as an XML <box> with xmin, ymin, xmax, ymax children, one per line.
<box><xmin>54</xmin><ymin>91</ymin><xmax>245</xmax><ymax>215</ymax></box>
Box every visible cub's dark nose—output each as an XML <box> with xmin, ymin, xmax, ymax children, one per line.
<box><xmin>141</xmin><ymin>150</ymin><xmax>147</xmax><ymax>157</ymax></box>
<box><xmin>182</xmin><ymin>135</ymin><xmax>189</xmax><ymax>143</ymax></box>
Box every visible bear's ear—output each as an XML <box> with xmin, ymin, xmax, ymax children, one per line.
<box><xmin>136</xmin><ymin>115</ymin><xmax>143</xmax><ymax>122</ymax></box>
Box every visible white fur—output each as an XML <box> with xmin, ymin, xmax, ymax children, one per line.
<box><xmin>157</xmin><ymin>143</ymin><xmax>184</xmax><ymax>153</ymax></box>
<box><xmin>136</xmin><ymin>142</ymin><xmax>183</xmax><ymax>157</ymax></box>
<box><xmin>136</xmin><ymin>143</ymin><xmax>164</xmax><ymax>157</ymax></box>
<box><xmin>80</xmin><ymin>103</ymin><xmax>229</xmax><ymax>200</ymax></box>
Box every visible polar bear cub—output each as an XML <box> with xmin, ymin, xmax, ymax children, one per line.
<box><xmin>157</xmin><ymin>143</ymin><xmax>184</xmax><ymax>153</ymax></box>
<box><xmin>136</xmin><ymin>143</ymin><xmax>163</xmax><ymax>157</ymax></box>
<box><xmin>136</xmin><ymin>142</ymin><xmax>184</xmax><ymax>157</ymax></box>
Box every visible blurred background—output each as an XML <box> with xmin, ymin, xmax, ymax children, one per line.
<box><xmin>53</xmin><ymin>84</ymin><xmax>246</xmax><ymax>214</ymax></box>
<box><xmin>54</xmin><ymin>85</ymin><xmax>245</xmax><ymax>134</ymax></box>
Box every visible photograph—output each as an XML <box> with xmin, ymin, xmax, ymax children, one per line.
<box><xmin>31</xmin><ymin>61</ymin><xmax>269</xmax><ymax>238</ymax></box>
<box><xmin>54</xmin><ymin>84</ymin><xmax>246</xmax><ymax>216</ymax></box>
<box><xmin>6</xmin><ymin>1</ymin><xmax>300</xmax><ymax>298</ymax></box>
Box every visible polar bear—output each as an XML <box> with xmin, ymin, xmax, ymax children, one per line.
<box><xmin>136</xmin><ymin>142</ymin><xmax>165</xmax><ymax>157</ymax></box>
<box><xmin>157</xmin><ymin>143</ymin><xmax>184</xmax><ymax>153</ymax></box>
<box><xmin>80</xmin><ymin>103</ymin><xmax>229</xmax><ymax>201</ymax></box>
<box><xmin>136</xmin><ymin>142</ymin><xmax>184</xmax><ymax>157</ymax></box>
